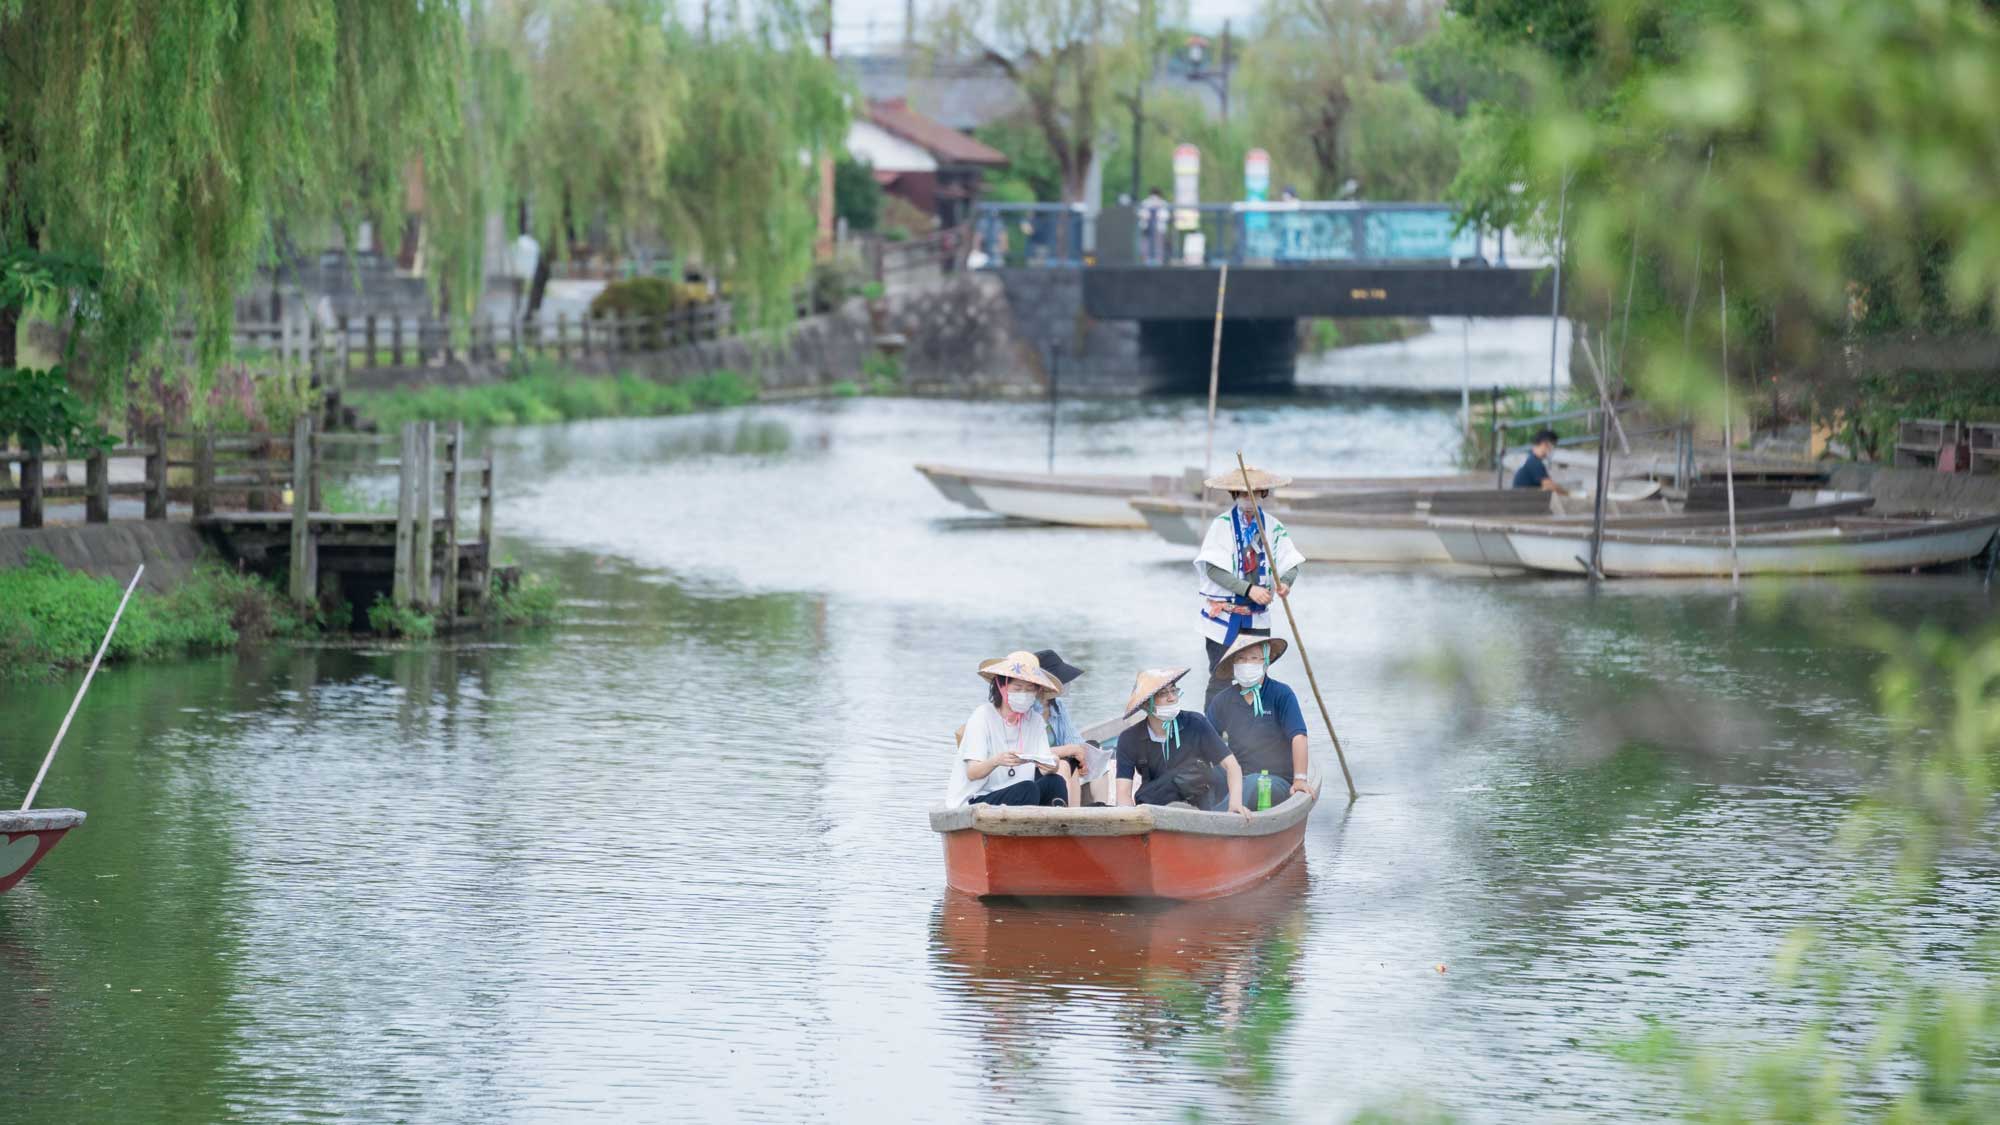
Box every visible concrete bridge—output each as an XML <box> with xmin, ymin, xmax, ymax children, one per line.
<box><xmin>974</xmin><ymin>201</ymin><xmax>1559</xmax><ymax>394</ymax></box>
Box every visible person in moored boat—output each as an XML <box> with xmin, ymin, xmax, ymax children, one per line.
<box><xmin>1512</xmin><ymin>428</ymin><xmax>1570</xmax><ymax>494</ymax></box>
<box><xmin>1195</xmin><ymin>464</ymin><xmax>1306</xmax><ymax>698</ymax></box>
<box><xmin>1112</xmin><ymin>667</ymin><xmax>1249</xmax><ymax>816</ymax></box>
<box><xmin>1031</xmin><ymin>648</ymin><xmax>1115</xmax><ymax>805</ymax></box>
<box><xmin>1205</xmin><ymin>635</ymin><xmax>1316</xmax><ymax>811</ymax></box>
<box><xmin>946</xmin><ymin>651</ymin><xmax>1082</xmax><ymax>808</ymax></box>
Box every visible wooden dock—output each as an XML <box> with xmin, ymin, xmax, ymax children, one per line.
<box><xmin>3</xmin><ymin>419</ymin><xmax>497</xmax><ymax>620</ymax></box>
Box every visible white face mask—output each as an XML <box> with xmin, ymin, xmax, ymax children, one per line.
<box><xmin>1006</xmin><ymin>690</ymin><xmax>1038</xmax><ymax>714</ymax></box>
<box><xmin>1153</xmin><ymin>702</ymin><xmax>1183</xmax><ymax>722</ymax></box>
<box><xmin>1233</xmin><ymin>661</ymin><xmax>1266</xmax><ymax>686</ymax></box>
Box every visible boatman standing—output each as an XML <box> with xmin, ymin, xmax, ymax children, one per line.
<box><xmin>1205</xmin><ymin>634</ymin><xmax>1315</xmax><ymax>810</ymax></box>
<box><xmin>1194</xmin><ymin>464</ymin><xmax>1306</xmax><ymax>699</ymax></box>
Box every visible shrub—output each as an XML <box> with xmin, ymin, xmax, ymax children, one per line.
<box><xmin>862</xmin><ymin>353</ymin><xmax>903</xmax><ymax>395</ymax></box>
<box><xmin>365</xmin><ymin>594</ymin><xmax>435</xmax><ymax>639</ymax></box>
<box><xmin>491</xmin><ymin>573</ymin><xmax>561</xmax><ymax>626</ymax></box>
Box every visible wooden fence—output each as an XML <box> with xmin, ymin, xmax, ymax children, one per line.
<box><xmin>3</xmin><ymin>421</ymin><xmax>495</xmax><ymax>615</ymax></box>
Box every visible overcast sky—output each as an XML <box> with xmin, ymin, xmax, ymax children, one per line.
<box><xmin>815</xmin><ymin>0</ymin><xmax>1265</xmax><ymax>54</ymax></box>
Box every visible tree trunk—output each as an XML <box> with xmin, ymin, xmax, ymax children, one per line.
<box><xmin>0</xmin><ymin>301</ymin><xmax>19</xmax><ymax>370</ymax></box>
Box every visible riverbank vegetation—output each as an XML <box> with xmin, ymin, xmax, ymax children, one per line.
<box><xmin>0</xmin><ymin>551</ymin><xmax>318</xmax><ymax>681</ymax></box>
<box><xmin>352</xmin><ymin>365</ymin><xmax>756</xmax><ymax>428</ymax></box>
<box><xmin>1</xmin><ymin>549</ymin><xmax>566</xmax><ymax>680</ymax></box>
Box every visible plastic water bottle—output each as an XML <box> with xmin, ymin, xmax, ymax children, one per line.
<box><xmin>1255</xmin><ymin>771</ymin><xmax>1273</xmax><ymax>811</ymax></box>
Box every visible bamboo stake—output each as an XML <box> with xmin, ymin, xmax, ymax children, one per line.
<box><xmin>1721</xmin><ymin>261</ymin><xmax>1740</xmax><ymax>587</ymax></box>
<box><xmin>1238</xmin><ymin>452</ymin><xmax>1356</xmax><ymax>801</ymax></box>
<box><xmin>22</xmin><ymin>566</ymin><xmax>143</xmax><ymax>810</ymax></box>
<box><xmin>1203</xmin><ymin>264</ymin><xmax>1230</xmax><ymax>475</ymax></box>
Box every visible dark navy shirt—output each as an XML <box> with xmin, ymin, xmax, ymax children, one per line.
<box><xmin>1512</xmin><ymin>450</ymin><xmax>1551</xmax><ymax>490</ymax></box>
<box><xmin>1114</xmin><ymin>711</ymin><xmax>1232</xmax><ymax>784</ymax></box>
<box><xmin>1206</xmin><ymin>678</ymin><xmax>1308</xmax><ymax>778</ymax></box>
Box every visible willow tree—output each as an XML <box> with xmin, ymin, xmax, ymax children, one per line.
<box><xmin>931</xmin><ymin>0</ymin><xmax>1153</xmax><ymax>204</ymax></box>
<box><xmin>0</xmin><ymin>1</ymin><xmax>467</xmax><ymax>381</ymax></box>
<box><xmin>477</xmin><ymin>1</ymin><xmax>846</xmax><ymax>326</ymax></box>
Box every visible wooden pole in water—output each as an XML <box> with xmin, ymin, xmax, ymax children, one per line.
<box><xmin>22</xmin><ymin>566</ymin><xmax>143</xmax><ymax>810</ymax></box>
<box><xmin>1721</xmin><ymin>261</ymin><xmax>1740</xmax><ymax>587</ymax></box>
<box><xmin>1203</xmin><ymin>264</ymin><xmax>1230</xmax><ymax>475</ymax></box>
<box><xmin>1238</xmin><ymin>452</ymin><xmax>1356</xmax><ymax>801</ymax></box>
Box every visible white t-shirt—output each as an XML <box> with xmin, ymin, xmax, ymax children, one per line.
<box><xmin>945</xmin><ymin>701</ymin><xmax>1054</xmax><ymax>806</ymax></box>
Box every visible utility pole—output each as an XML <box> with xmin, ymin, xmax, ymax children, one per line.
<box><xmin>818</xmin><ymin>0</ymin><xmax>836</xmax><ymax>259</ymax></box>
<box><xmin>1130</xmin><ymin>0</ymin><xmax>1154</xmax><ymax>199</ymax></box>
<box><xmin>1219</xmin><ymin>19</ymin><xmax>1231</xmax><ymax>123</ymax></box>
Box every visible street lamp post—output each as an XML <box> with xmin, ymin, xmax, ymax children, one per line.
<box><xmin>1184</xmin><ymin>19</ymin><xmax>1233</xmax><ymax>122</ymax></box>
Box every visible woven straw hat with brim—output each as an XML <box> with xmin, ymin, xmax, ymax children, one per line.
<box><xmin>1216</xmin><ymin>634</ymin><xmax>1289</xmax><ymax>669</ymax></box>
<box><xmin>1122</xmin><ymin>666</ymin><xmax>1191</xmax><ymax>719</ymax></box>
<box><xmin>979</xmin><ymin>651</ymin><xmax>1061</xmax><ymax>695</ymax></box>
<box><xmin>1204</xmin><ymin>464</ymin><xmax>1292</xmax><ymax>493</ymax></box>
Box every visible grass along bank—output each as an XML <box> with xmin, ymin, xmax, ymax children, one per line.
<box><xmin>350</xmin><ymin>364</ymin><xmax>758</xmax><ymax>428</ymax></box>
<box><xmin>0</xmin><ymin>551</ymin><xmax>320</xmax><ymax>680</ymax></box>
<box><xmin>1</xmin><ymin>550</ymin><xmax>565</xmax><ymax>680</ymax></box>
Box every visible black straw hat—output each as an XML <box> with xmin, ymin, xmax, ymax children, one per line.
<box><xmin>1034</xmin><ymin>648</ymin><xmax>1085</xmax><ymax>685</ymax></box>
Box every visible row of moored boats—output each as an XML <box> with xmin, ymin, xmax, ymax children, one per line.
<box><xmin>916</xmin><ymin>463</ymin><xmax>2000</xmax><ymax>577</ymax></box>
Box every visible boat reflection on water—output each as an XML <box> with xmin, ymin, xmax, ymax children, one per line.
<box><xmin>929</xmin><ymin>856</ymin><xmax>1310</xmax><ymax>1103</ymax></box>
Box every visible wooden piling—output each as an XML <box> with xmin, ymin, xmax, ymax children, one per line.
<box><xmin>85</xmin><ymin>447</ymin><xmax>109</xmax><ymax>524</ymax></box>
<box><xmin>581</xmin><ymin>315</ymin><xmax>592</xmax><ymax>356</ymax></box>
<box><xmin>443</xmin><ymin>421</ymin><xmax>462</xmax><ymax>621</ymax></box>
<box><xmin>476</xmin><ymin>455</ymin><xmax>496</xmax><ymax>610</ymax></box>
<box><xmin>366</xmin><ymin>314</ymin><xmax>378</xmax><ymax>368</ymax></box>
<box><xmin>393</xmin><ymin>422</ymin><xmax>417</xmax><ymax>608</ymax></box>
<box><xmin>391</xmin><ymin>315</ymin><xmax>405</xmax><ymax>367</ymax></box>
<box><xmin>144</xmin><ymin>423</ymin><xmax>168</xmax><ymax>520</ymax></box>
<box><xmin>413</xmin><ymin>420</ymin><xmax>435</xmax><ymax>610</ymax></box>
<box><xmin>193</xmin><ymin>434</ymin><xmax>217</xmax><ymax>520</ymax></box>
<box><xmin>557</xmin><ymin>312</ymin><xmax>570</xmax><ymax>360</ymax></box>
<box><xmin>289</xmin><ymin>416</ymin><xmax>315</xmax><ymax>605</ymax></box>
<box><xmin>18</xmin><ymin>446</ymin><xmax>43</xmax><ymax>529</ymax></box>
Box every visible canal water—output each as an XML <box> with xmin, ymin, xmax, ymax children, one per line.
<box><xmin>4</xmin><ymin>395</ymin><xmax>1996</xmax><ymax>1122</ymax></box>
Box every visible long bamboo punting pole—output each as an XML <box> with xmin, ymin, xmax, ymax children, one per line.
<box><xmin>1721</xmin><ymin>261</ymin><xmax>1740</xmax><ymax>587</ymax></box>
<box><xmin>1203</xmin><ymin>263</ymin><xmax>1230</xmax><ymax>475</ymax></box>
<box><xmin>22</xmin><ymin>566</ymin><xmax>143</xmax><ymax>811</ymax></box>
<box><xmin>1238</xmin><ymin>453</ymin><xmax>1357</xmax><ymax>801</ymax></box>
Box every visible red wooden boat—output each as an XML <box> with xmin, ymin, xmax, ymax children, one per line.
<box><xmin>929</xmin><ymin>791</ymin><xmax>1314</xmax><ymax>900</ymax></box>
<box><xmin>0</xmin><ymin>809</ymin><xmax>86</xmax><ymax>895</ymax></box>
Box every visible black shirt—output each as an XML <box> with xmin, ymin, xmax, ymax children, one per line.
<box><xmin>1206</xmin><ymin>678</ymin><xmax>1308</xmax><ymax>778</ymax></box>
<box><xmin>1114</xmin><ymin>711</ymin><xmax>1233</xmax><ymax>784</ymax></box>
<box><xmin>1512</xmin><ymin>450</ymin><xmax>1551</xmax><ymax>489</ymax></box>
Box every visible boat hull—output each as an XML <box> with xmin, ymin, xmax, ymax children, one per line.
<box><xmin>1500</xmin><ymin>517</ymin><xmax>2000</xmax><ymax>577</ymax></box>
<box><xmin>930</xmin><ymin>796</ymin><xmax>1312</xmax><ymax>900</ymax></box>
<box><xmin>916</xmin><ymin>464</ymin><xmax>1157</xmax><ymax>528</ymax></box>
<box><xmin>0</xmin><ymin>809</ymin><xmax>86</xmax><ymax>895</ymax></box>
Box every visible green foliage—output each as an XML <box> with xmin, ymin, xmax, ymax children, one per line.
<box><xmin>1438</xmin><ymin>0</ymin><xmax>2000</xmax><ymax>436</ymax></box>
<box><xmin>0</xmin><ymin>552</ymin><xmax>313</xmax><ymax>679</ymax></box>
<box><xmin>834</xmin><ymin>155</ymin><xmax>882</xmax><ymax>233</ymax></box>
<box><xmin>974</xmin><ymin>116</ymin><xmax>1069</xmax><ymax>203</ymax></box>
<box><xmin>863</xmin><ymin>353</ymin><xmax>904</xmax><ymax>394</ymax></box>
<box><xmin>490</xmin><ymin>572</ymin><xmax>561</xmax><ymax>626</ymax></box>
<box><xmin>1236</xmin><ymin>0</ymin><xmax>1462</xmax><ymax>201</ymax></box>
<box><xmin>353</xmin><ymin>364</ymin><xmax>758</xmax><ymax>427</ymax></box>
<box><xmin>0</xmin><ymin>365</ymin><xmax>113</xmax><ymax>453</ymax></box>
<box><xmin>589</xmin><ymin>278</ymin><xmax>686</xmax><ymax>320</ymax></box>
<box><xmin>811</xmin><ymin>258</ymin><xmax>866</xmax><ymax>313</ymax></box>
<box><xmin>829</xmin><ymin>379</ymin><xmax>861</xmax><ymax>397</ymax></box>
<box><xmin>365</xmin><ymin>594</ymin><xmax>436</xmax><ymax>640</ymax></box>
<box><xmin>0</xmin><ymin>1</ymin><xmax>464</xmax><ymax>379</ymax></box>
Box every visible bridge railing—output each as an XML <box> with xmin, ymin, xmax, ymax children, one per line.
<box><xmin>969</xmin><ymin>201</ymin><xmax>1499</xmax><ymax>268</ymax></box>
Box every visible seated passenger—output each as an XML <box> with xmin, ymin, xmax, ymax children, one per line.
<box><xmin>946</xmin><ymin>651</ymin><xmax>1081</xmax><ymax>808</ymax></box>
<box><xmin>1205</xmin><ymin>635</ymin><xmax>1316</xmax><ymax>810</ymax></box>
<box><xmin>1031</xmin><ymin>647</ymin><xmax>1114</xmax><ymax>805</ymax></box>
<box><xmin>1111</xmin><ymin>667</ymin><xmax>1249</xmax><ymax>815</ymax></box>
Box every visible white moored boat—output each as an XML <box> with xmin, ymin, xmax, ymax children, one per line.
<box><xmin>1432</xmin><ymin>507</ymin><xmax>1997</xmax><ymax>577</ymax></box>
<box><xmin>914</xmin><ymin>463</ymin><xmax>1496</xmax><ymax>530</ymax></box>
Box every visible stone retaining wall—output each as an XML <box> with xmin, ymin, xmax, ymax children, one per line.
<box><xmin>1828</xmin><ymin>465</ymin><xmax>2000</xmax><ymax>515</ymax></box>
<box><xmin>0</xmin><ymin>522</ymin><xmax>211</xmax><ymax>591</ymax></box>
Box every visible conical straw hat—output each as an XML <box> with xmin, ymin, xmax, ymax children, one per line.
<box><xmin>978</xmin><ymin>651</ymin><xmax>1061</xmax><ymax>694</ymax></box>
<box><xmin>1215</xmin><ymin>634</ymin><xmax>1289</xmax><ymax>668</ymax></box>
<box><xmin>1204</xmin><ymin>463</ymin><xmax>1292</xmax><ymax>492</ymax></box>
<box><xmin>1123</xmin><ymin>666</ymin><xmax>1191</xmax><ymax>718</ymax></box>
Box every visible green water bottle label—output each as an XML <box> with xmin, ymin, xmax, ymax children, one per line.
<box><xmin>1255</xmin><ymin>772</ymin><xmax>1273</xmax><ymax>811</ymax></box>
